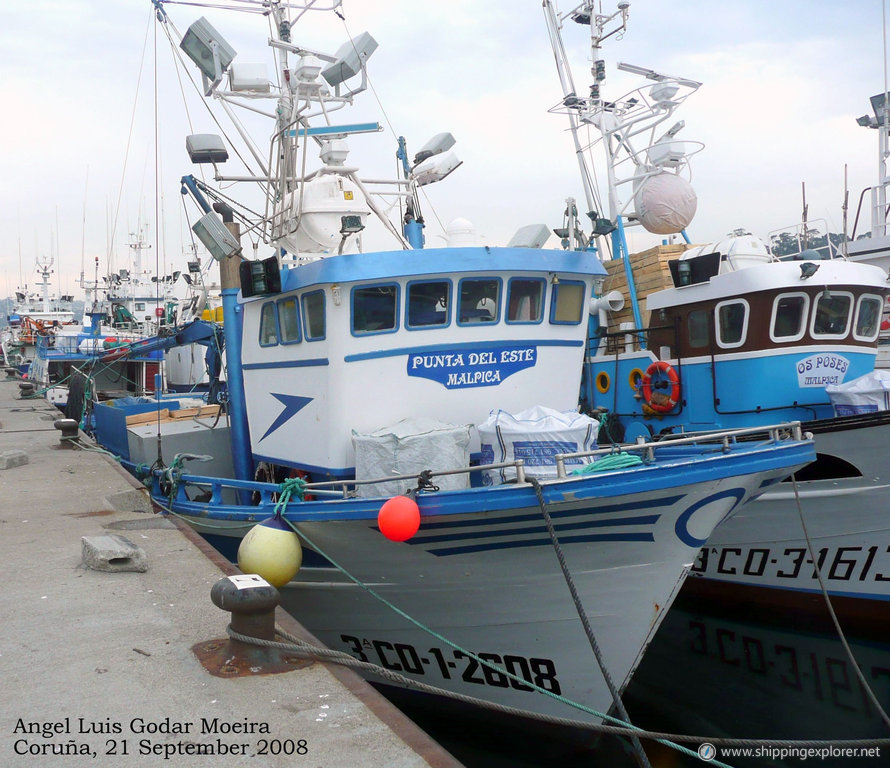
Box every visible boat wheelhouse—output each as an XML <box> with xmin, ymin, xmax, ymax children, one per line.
<box><xmin>588</xmin><ymin>243</ymin><xmax>890</xmax><ymax>438</ymax></box>
<box><xmin>242</xmin><ymin>247</ymin><xmax>599</xmax><ymax>479</ymax></box>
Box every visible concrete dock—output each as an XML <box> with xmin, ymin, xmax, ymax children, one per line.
<box><xmin>0</xmin><ymin>377</ymin><xmax>462</xmax><ymax>767</ymax></box>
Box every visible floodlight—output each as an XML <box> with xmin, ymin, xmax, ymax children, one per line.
<box><xmin>593</xmin><ymin>218</ymin><xmax>617</xmax><ymax>235</ymax></box>
<box><xmin>870</xmin><ymin>92</ymin><xmax>890</xmax><ymax>123</ymax></box>
<box><xmin>857</xmin><ymin>114</ymin><xmax>876</xmax><ymax>127</ymax></box>
<box><xmin>192</xmin><ymin>212</ymin><xmax>241</xmax><ymax>261</ymax></box>
<box><xmin>180</xmin><ymin>17</ymin><xmax>236</xmax><ymax>83</ymax></box>
<box><xmin>294</xmin><ymin>56</ymin><xmax>323</xmax><ymax>82</ymax></box>
<box><xmin>799</xmin><ymin>262</ymin><xmax>820</xmax><ymax>279</ymax></box>
<box><xmin>508</xmin><ymin>223</ymin><xmax>551</xmax><ymax>249</ymax></box>
<box><xmin>186</xmin><ymin>134</ymin><xmax>228</xmax><ymax>164</ymax></box>
<box><xmin>412</xmin><ymin>132</ymin><xmax>456</xmax><ymax>167</ymax></box>
<box><xmin>412</xmin><ymin>150</ymin><xmax>462</xmax><ymax>186</ymax></box>
<box><xmin>321</xmin><ymin>32</ymin><xmax>378</xmax><ymax>87</ymax></box>
<box><xmin>340</xmin><ymin>215</ymin><xmax>365</xmax><ymax>235</ymax></box>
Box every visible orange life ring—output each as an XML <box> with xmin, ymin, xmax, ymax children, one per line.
<box><xmin>640</xmin><ymin>361</ymin><xmax>680</xmax><ymax>414</ymax></box>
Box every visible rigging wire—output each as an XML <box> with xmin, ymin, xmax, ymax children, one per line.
<box><xmin>107</xmin><ymin>8</ymin><xmax>155</xmax><ymax>277</ymax></box>
<box><xmin>336</xmin><ymin>6</ymin><xmax>446</xmax><ymax>238</ymax></box>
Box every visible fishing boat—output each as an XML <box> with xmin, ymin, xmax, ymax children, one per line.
<box><xmin>164</xmin><ymin>247</ymin><xmax>225</xmax><ymax>393</ymax></box>
<box><xmin>25</xmin><ymin>223</ymin><xmax>213</xmax><ymax>411</ymax></box>
<box><xmin>1</xmin><ymin>255</ymin><xmax>77</xmax><ymax>374</ymax></box>
<box><xmin>98</xmin><ymin>227</ymin><xmax>184</xmax><ymax>336</ymax></box>
<box><xmin>546</xmin><ymin>4</ymin><xmax>890</xmax><ymax>607</ymax></box>
<box><xmin>25</xmin><ymin>305</ymin><xmax>165</xmax><ymax>414</ymax></box>
<box><xmin>102</xmin><ymin>0</ymin><xmax>819</xmax><ymax>726</ymax></box>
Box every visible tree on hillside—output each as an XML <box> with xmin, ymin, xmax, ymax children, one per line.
<box><xmin>769</xmin><ymin>229</ymin><xmax>846</xmax><ymax>258</ymax></box>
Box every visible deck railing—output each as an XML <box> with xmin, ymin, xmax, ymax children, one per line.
<box><xmin>156</xmin><ymin>421</ymin><xmax>807</xmax><ymax>507</ymax></box>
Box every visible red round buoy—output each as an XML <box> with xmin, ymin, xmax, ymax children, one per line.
<box><xmin>378</xmin><ymin>495</ymin><xmax>421</xmax><ymax>542</ymax></box>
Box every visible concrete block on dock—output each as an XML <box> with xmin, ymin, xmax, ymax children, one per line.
<box><xmin>81</xmin><ymin>534</ymin><xmax>148</xmax><ymax>573</ymax></box>
<box><xmin>0</xmin><ymin>450</ymin><xmax>29</xmax><ymax>470</ymax></box>
<box><xmin>104</xmin><ymin>488</ymin><xmax>150</xmax><ymax>514</ymax></box>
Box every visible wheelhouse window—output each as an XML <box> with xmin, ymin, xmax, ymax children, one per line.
<box><xmin>811</xmin><ymin>292</ymin><xmax>853</xmax><ymax>338</ymax></box>
<box><xmin>715</xmin><ymin>300</ymin><xmax>749</xmax><ymax>348</ymax></box>
<box><xmin>277</xmin><ymin>296</ymin><xmax>301</xmax><ymax>343</ymax></box>
<box><xmin>506</xmin><ymin>278</ymin><xmax>545</xmax><ymax>323</ymax></box>
<box><xmin>302</xmin><ymin>290</ymin><xmax>326</xmax><ymax>341</ymax></box>
<box><xmin>352</xmin><ymin>284</ymin><xmax>399</xmax><ymax>335</ymax></box>
<box><xmin>687</xmin><ymin>309</ymin><xmax>709</xmax><ymax>348</ymax></box>
<box><xmin>407</xmin><ymin>280</ymin><xmax>451</xmax><ymax>328</ymax></box>
<box><xmin>854</xmin><ymin>294</ymin><xmax>883</xmax><ymax>341</ymax></box>
<box><xmin>259</xmin><ymin>301</ymin><xmax>278</xmax><ymax>346</ymax></box>
<box><xmin>458</xmin><ymin>278</ymin><xmax>500</xmax><ymax>325</ymax></box>
<box><xmin>549</xmin><ymin>280</ymin><xmax>585</xmax><ymax>325</ymax></box>
<box><xmin>771</xmin><ymin>293</ymin><xmax>809</xmax><ymax>342</ymax></box>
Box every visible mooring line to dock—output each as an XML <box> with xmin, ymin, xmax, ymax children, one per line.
<box><xmin>528</xmin><ymin>476</ymin><xmax>652</xmax><ymax>768</ymax></box>
<box><xmin>790</xmin><ymin>474</ymin><xmax>890</xmax><ymax>731</ymax></box>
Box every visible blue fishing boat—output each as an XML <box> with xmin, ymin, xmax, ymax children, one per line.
<box><xmin>542</xmin><ymin>3</ymin><xmax>890</xmax><ymax>608</ymax></box>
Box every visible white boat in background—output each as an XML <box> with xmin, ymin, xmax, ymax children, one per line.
<box><xmin>2</xmin><ymin>255</ymin><xmax>77</xmax><ymax>373</ymax></box>
<box><xmin>84</xmin><ymin>0</ymin><xmax>818</xmax><ymax>730</ymax></box>
<box><xmin>26</xmin><ymin>306</ymin><xmax>164</xmax><ymax>413</ymax></box>
<box><xmin>87</xmin><ymin>226</ymin><xmax>184</xmax><ymax>336</ymax></box>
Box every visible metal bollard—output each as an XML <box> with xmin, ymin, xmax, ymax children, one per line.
<box><xmin>54</xmin><ymin>418</ymin><xmax>79</xmax><ymax>447</ymax></box>
<box><xmin>195</xmin><ymin>574</ymin><xmax>310</xmax><ymax>677</ymax></box>
<box><xmin>210</xmin><ymin>574</ymin><xmax>280</xmax><ymax>642</ymax></box>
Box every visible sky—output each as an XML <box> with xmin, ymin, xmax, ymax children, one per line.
<box><xmin>0</xmin><ymin>0</ymin><xmax>886</xmax><ymax>298</ymax></box>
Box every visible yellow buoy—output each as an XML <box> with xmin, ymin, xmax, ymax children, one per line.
<box><xmin>237</xmin><ymin>516</ymin><xmax>302</xmax><ymax>587</ymax></box>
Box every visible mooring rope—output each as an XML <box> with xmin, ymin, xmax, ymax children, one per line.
<box><xmin>528</xmin><ymin>477</ymin><xmax>651</xmax><ymax>768</ymax></box>
<box><xmin>789</xmin><ymin>473</ymin><xmax>890</xmax><ymax>730</ymax></box>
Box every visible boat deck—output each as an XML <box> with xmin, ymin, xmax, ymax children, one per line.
<box><xmin>0</xmin><ymin>376</ymin><xmax>459</xmax><ymax>767</ymax></box>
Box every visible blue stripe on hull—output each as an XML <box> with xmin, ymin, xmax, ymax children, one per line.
<box><xmin>408</xmin><ymin>513</ymin><xmax>661</xmax><ymax>546</ymax></box>
<box><xmin>428</xmin><ymin>531</ymin><xmax>655</xmax><ymax>557</ymax></box>
<box><xmin>416</xmin><ymin>495</ymin><xmax>683</xmax><ymax>532</ymax></box>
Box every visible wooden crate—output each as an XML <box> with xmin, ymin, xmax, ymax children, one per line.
<box><xmin>125</xmin><ymin>409</ymin><xmax>170</xmax><ymax>426</ymax></box>
<box><xmin>169</xmin><ymin>404</ymin><xmax>221</xmax><ymax>420</ymax></box>
<box><xmin>600</xmin><ymin>244</ymin><xmax>689</xmax><ymax>332</ymax></box>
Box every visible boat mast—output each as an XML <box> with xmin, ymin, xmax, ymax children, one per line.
<box><xmin>543</xmin><ymin>1</ymin><xmax>702</xmax><ymax>334</ymax></box>
<box><xmin>879</xmin><ymin>0</ymin><xmax>890</xmax><ymax>238</ymax></box>
<box><xmin>36</xmin><ymin>255</ymin><xmax>53</xmax><ymax>314</ymax></box>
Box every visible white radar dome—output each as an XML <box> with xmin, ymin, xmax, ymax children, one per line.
<box><xmin>634</xmin><ymin>172</ymin><xmax>697</xmax><ymax>235</ymax></box>
<box><xmin>445</xmin><ymin>218</ymin><xmax>479</xmax><ymax>247</ymax></box>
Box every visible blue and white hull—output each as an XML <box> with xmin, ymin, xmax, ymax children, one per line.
<box><xmin>156</xmin><ymin>431</ymin><xmax>813</xmax><ymax>722</ymax></box>
<box><xmin>688</xmin><ymin>412</ymin><xmax>890</xmax><ymax>605</ymax></box>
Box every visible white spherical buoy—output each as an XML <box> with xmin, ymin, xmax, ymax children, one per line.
<box><xmin>237</xmin><ymin>516</ymin><xmax>302</xmax><ymax>588</ymax></box>
<box><xmin>634</xmin><ymin>172</ymin><xmax>698</xmax><ymax>234</ymax></box>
